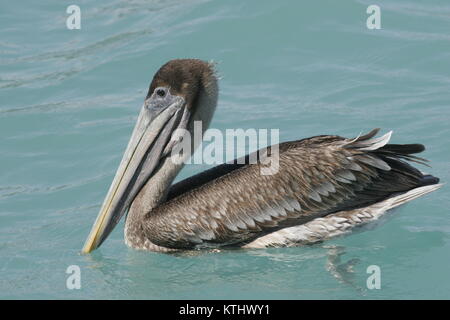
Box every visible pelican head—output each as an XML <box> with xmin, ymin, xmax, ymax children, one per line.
<box><xmin>82</xmin><ymin>59</ymin><xmax>218</xmax><ymax>253</ymax></box>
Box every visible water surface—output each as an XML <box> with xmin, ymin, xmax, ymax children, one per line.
<box><xmin>1</xmin><ymin>0</ymin><xmax>449</xmax><ymax>299</ymax></box>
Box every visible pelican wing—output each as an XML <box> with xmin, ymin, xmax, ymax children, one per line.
<box><xmin>143</xmin><ymin>129</ymin><xmax>431</xmax><ymax>249</ymax></box>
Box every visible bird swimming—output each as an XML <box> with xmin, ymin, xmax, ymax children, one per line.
<box><xmin>82</xmin><ymin>58</ymin><xmax>441</xmax><ymax>253</ymax></box>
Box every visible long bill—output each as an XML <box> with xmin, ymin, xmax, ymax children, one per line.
<box><xmin>81</xmin><ymin>96</ymin><xmax>186</xmax><ymax>253</ymax></box>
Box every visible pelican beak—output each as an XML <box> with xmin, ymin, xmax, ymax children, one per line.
<box><xmin>82</xmin><ymin>90</ymin><xmax>188</xmax><ymax>253</ymax></box>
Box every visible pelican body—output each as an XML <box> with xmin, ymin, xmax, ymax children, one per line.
<box><xmin>82</xmin><ymin>59</ymin><xmax>441</xmax><ymax>253</ymax></box>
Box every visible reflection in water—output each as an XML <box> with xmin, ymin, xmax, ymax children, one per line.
<box><xmin>324</xmin><ymin>245</ymin><xmax>364</xmax><ymax>295</ymax></box>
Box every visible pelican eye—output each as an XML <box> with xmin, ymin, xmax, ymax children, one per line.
<box><xmin>156</xmin><ymin>89</ymin><xmax>166</xmax><ymax>97</ymax></box>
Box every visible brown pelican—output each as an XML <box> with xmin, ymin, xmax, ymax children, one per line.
<box><xmin>82</xmin><ymin>59</ymin><xmax>441</xmax><ymax>253</ymax></box>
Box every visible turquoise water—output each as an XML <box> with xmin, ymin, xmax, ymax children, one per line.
<box><xmin>1</xmin><ymin>0</ymin><xmax>449</xmax><ymax>299</ymax></box>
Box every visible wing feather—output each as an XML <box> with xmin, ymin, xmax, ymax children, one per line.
<box><xmin>143</xmin><ymin>129</ymin><xmax>430</xmax><ymax>249</ymax></box>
